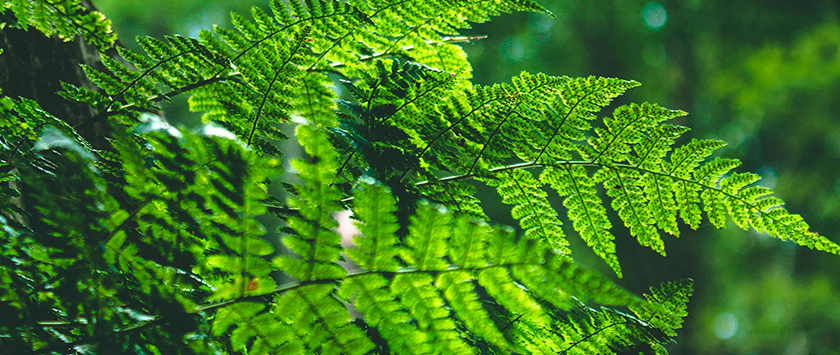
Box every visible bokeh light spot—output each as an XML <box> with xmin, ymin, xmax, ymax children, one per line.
<box><xmin>500</xmin><ymin>38</ymin><xmax>525</xmax><ymax>63</ymax></box>
<box><xmin>643</xmin><ymin>2</ymin><xmax>668</xmax><ymax>30</ymax></box>
<box><xmin>713</xmin><ymin>312</ymin><xmax>739</xmax><ymax>339</ymax></box>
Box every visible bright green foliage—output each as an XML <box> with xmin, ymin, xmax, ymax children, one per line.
<box><xmin>2</xmin><ymin>0</ymin><xmax>117</xmax><ymax>50</ymax></box>
<box><xmin>630</xmin><ymin>278</ymin><xmax>694</xmax><ymax>338</ymax></box>
<box><xmin>274</xmin><ymin>122</ymin><xmax>346</xmax><ymax>282</ymax></box>
<box><xmin>2</xmin><ymin>0</ymin><xmax>839</xmax><ymax>353</ymax></box>
<box><xmin>196</xmin><ymin>130</ymin><xmax>643</xmax><ymax>353</ymax></box>
<box><xmin>346</xmin><ymin>177</ymin><xmax>401</xmax><ymax>271</ymax></box>
<box><xmin>487</xmin><ymin>169</ymin><xmax>569</xmax><ymax>253</ymax></box>
<box><xmin>510</xmin><ymin>279</ymin><xmax>692</xmax><ymax>354</ymax></box>
<box><xmin>542</xmin><ymin>164</ymin><xmax>618</xmax><ymax>275</ymax></box>
<box><xmin>336</xmin><ymin>179</ymin><xmax>639</xmax><ymax>354</ymax></box>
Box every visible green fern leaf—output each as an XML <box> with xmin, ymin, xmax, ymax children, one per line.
<box><xmin>346</xmin><ymin>177</ymin><xmax>401</xmax><ymax>271</ymax></box>
<box><xmin>338</xmin><ymin>274</ymin><xmax>434</xmax><ymax>354</ymax></box>
<box><xmin>4</xmin><ymin>0</ymin><xmax>117</xmax><ymax>50</ymax></box>
<box><xmin>274</xmin><ymin>124</ymin><xmax>345</xmax><ymax>281</ymax></box>
<box><xmin>596</xmin><ymin>168</ymin><xmax>665</xmax><ymax>256</ymax></box>
<box><xmin>486</xmin><ymin>169</ymin><xmax>569</xmax><ymax>253</ymax></box>
<box><xmin>589</xmin><ymin>103</ymin><xmax>687</xmax><ymax>165</ymax></box>
<box><xmin>630</xmin><ymin>278</ymin><xmax>693</xmax><ymax>337</ymax></box>
<box><xmin>403</xmin><ymin>201</ymin><xmax>451</xmax><ymax>270</ymax></box>
<box><xmin>393</xmin><ymin>273</ymin><xmax>475</xmax><ymax>353</ymax></box>
<box><xmin>542</xmin><ymin>164</ymin><xmax>619</xmax><ymax>276</ymax></box>
<box><xmin>640</xmin><ymin>172</ymin><xmax>680</xmax><ymax>236</ymax></box>
<box><xmin>273</xmin><ymin>284</ymin><xmax>375</xmax><ymax>354</ymax></box>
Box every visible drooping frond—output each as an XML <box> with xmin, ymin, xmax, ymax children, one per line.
<box><xmin>485</xmin><ymin>168</ymin><xmax>569</xmax><ymax>252</ymax></box>
<box><xmin>630</xmin><ymin>278</ymin><xmax>693</xmax><ymax>338</ymax></box>
<box><xmin>3</xmin><ymin>0</ymin><xmax>117</xmax><ymax>50</ymax></box>
<box><xmin>379</xmin><ymin>72</ymin><xmax>840</xmax><ymax>276</ymax></box>
<box><xmin>542</xmin><ymin>164</ymin><xmax>619</xmax><ymax>276</ymax></box>
<box><xmin>509</xmin><ymin>278</ymin><xmax>693</xmax><ymax>355</ymax></box>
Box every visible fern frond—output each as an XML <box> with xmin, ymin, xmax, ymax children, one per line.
<box><xmin>399</xmin><ymin>67</ymin><xmax>839</xmax><ymax>275</ymax></box>
<box><xmin>3</xmin><ymin>0</ymin><xmax>117</xmax><ymax>50</ymax></box>
<box><xmin>596</xmin><ymin>167</ymin><xmax>665</xmax><ymax>255</ymax></box>
<box><xmin>336</xmin><ymin>179</ymin><xmax>638</xmax><ymax>353</ymax></box>
<box><xmin>510</xmin><ymin>278</ymin><xmax>692</xmax><ymax>355</ymax></box>
<box><xmin>274</xmin><ymin>122</ymin><xmax>346</xmax><ymax>281</ymax></box>
<box><xmin>630</xmin><ymin>278</ymin><xmax>693</xmax><ymax>337</ymax></box>
<box><xmin>205</xmin><ymin>160</ymin><xmax>639</xmax><ymax>353</ymax></box>
<box><xmin>346</xmin><ymin>177</ymin><xmax>401</xmax><ymax>271</ymax></box>
<box><xmin>542</xmin><ymin>164</ymin><xmax>619</xmax><ymax>276</ymax></box>
<box><xmin>486</xmin><ymin>169</ymin><xmax>569</xmax><ymax>253</ymax></box>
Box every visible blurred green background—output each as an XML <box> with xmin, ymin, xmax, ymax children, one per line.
<box><xmin>93</xmin><ymin>0</ymin><xmax>840</xmax><ymax>353</ymax></box>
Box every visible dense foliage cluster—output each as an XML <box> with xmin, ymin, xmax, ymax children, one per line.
<box><xmin>1</xmin><ymin>0</ymin><xmax>837</xmax><ymax>354</ymax></box>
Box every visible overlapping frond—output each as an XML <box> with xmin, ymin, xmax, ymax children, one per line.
<box><xmin>0</xmin><ymin>107</ymin><xmax>280</xmax><ymax>352</ymax></box>
<box><xmin>67</xmin><ymin>0</ymin><xmax>552</xmax><ymax>161</ymax></box>
<box><xmin>336</xmin><ymin>179</ymin><xmax>638</xmax><ymax>354</ymax></box>
<box><xmin>510</xmin><ymin>278</ymin><xmax>692</xmax><ymax>355</ymax></box>
<box><xmin>273</xmin><ymin>122</ymin><xmax>345</xmax><ymax>281</ymax></box>
<box><xmin>5</xmin><ymin>0</ymin><xmax>839</xmax><ymax>353</ymax></box>
<box><xmin>205</xmin><ymin>124</ymin><xmax>640</xmax><ymax>354</ymax></box>
<box><xmin>383</xmin><ymin>72</ymin><xmax>840</xmax><ymax>276</ymax></box>
<box><xmin>3</xmin><ymin>0</ymin><xmax>117</xmax><ymax>50</ymax></box>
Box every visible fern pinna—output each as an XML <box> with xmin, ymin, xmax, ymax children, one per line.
<box><xmin>1</xmin><ymin>0</ymin><xmax>838</xmax><ymax>354</ymax></box>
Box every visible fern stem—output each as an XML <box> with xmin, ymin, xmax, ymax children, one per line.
<box><xmin>465</xmin><ymin>103</ymin><xmax>520</xmax><ymax>176</ymax></box>
<box><xmin>414</xmin><ymin>160</ymin><xmax>595</xmax><ymax>186</ymax></box>
<box><xmin>105</xmin><ymin>48</ymin><xmax>211</xmax><ymax>112</ymax></box>
<box><xmin>557</xmin><ymin>318</ymin><xmax>632</xmax><ymax>354</ymax></box>
<box><xmin>75</xmin><ymin>74</ymin><xmax>238</xmax><ymax>130</ymax></box>
<box><xmin>424</xmin><ymin>156</ymin><xmax>819</xmax><ymax>245</ymax></box>
<box><xmin>247</xmin><ymin>33</ymin><xmax>307</xmax><ymax>146</ymax></box>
